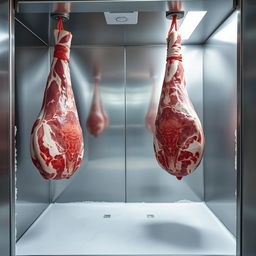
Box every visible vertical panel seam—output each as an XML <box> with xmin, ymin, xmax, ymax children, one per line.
<box><xmin>237</xmin><ymin>1</ymin><xmax>242</xmax><ymax>254</ymax></box>
<box><xmin>9</xmin><ymin>0</ymin><xmax>15</xmax><ymax>254</ymax></box>
<box><xmin>124</xmin><ymin>47</ymin><xmax>127</xmax><ymax>203</ymax></box>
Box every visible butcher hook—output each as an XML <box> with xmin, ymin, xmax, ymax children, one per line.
<box><xmin>50</xmin><ymin>13</ymin><xmax>70</xmax><ymax>22</ymax></box>
<box><xmin>166</xmin><ymin>11</ymin><xmax>184</xmax><ymax>20</ymax></box>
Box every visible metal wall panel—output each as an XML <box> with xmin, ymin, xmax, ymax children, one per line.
<box><xmin>126</xmin><ymin>45</ymin><xmax>204</xmax><ymax>202</ymax></box>
<box><xmin>240</xmin><ymin>0</ymin><xmax>256</xmax><ymax>255</ymax></box>
<box><xmin>15</xmin><ymin>18</ymin><xmax>48</xmax><ymax>47</ymax></box>
<box><xmin>15</xmin><ymin>13</ymin><xmax>50</xmax><ymax>45</ymax></box>
<box><xmin>55</xmin><ymin>47</ymin><xmax>126</xmax><ymax>203</ymax></box>
<box><xmin>204</xmin><ymin>12</ymin><xmax>238</xmax><ymax>236</ymax></box>
<box><xmin>15</xmin><ymin>43</ymin><xmax>51</xmax><ymax>239</ymax></box>
<box><xmin>53</xmin><ymin>46</ymin><xmax>204</xmax><ymax>204</ymax></box>
<box><xmin>0</xmin><ymin>0</ymin><xmax>15</xmax><ymax>255</ymax></box>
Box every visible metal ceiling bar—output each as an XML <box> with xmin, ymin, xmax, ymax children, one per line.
<box><xmin>16</xmin><ymin>0</ymin><xmax>170</xmax><ymax>13</ymax></box>
<box><xmin>15</xmin><ymin>17</ymin><xmax>49</xmax><ymax>46</ymax></box>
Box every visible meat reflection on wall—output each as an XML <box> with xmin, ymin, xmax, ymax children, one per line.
<box><xmin>30</xmin><ymin>18</ymin><xmax>84</xmax><ymax>179</ymax></box>
<box><xmin>145</xmin><ymin>74</ymin><xmax>159</xmax><ymax>133</ymax></box>
<box><xmin>153</xmin><ymin>15</ymin><xmax>205</xmax><ymax>180</ymax></box>
<box><xmin>86</xmin><ymin>75</ymin><xmax>109</xmax><ymax>137</ymax></box>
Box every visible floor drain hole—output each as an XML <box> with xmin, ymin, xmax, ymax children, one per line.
<box><xmin>147</xmin><ymin>214</ymin><xmax>155</xmax><ymax>218</ymax></box>
<box><xmin>103</xmin><ymin>214</ymin><xmax>111</xmax><ymax>218</ymax></box>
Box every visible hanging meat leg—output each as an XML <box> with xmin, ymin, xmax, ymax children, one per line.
<box><xmin>30</xmin><ymin>19</ymin><xmax>84</xmax><ymax>180</ymax></box>
<box><xmin>153</xmin><ymin>16</ymin><xmax>205</xmax><ymax>180</ymax></box>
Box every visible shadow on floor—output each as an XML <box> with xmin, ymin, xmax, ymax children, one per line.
<box><xmin>144</xmin><ymin>221</ymin><xmax>201</xmax><ymax>248</ymax></box>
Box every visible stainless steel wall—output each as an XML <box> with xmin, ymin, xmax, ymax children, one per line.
<box><xmin>240</xmin><ymin>0</ymin><xmax>256</xmax><ymax>254</ymax></box>
<box><xmin>15</xmin><ymin>22</ymin><xmax>51</xmax><ymax>240</ymax></box>
<box><xmin>54</xmin><ymin>47</ymin><xmax>126</xmax><ymax>202</ymax></box>
<box><xmin>54</xmin><ymin>45</ymin><xmax>204</xmax><ymax>203</ymax></box>
<box><xmin>204</xmin><ymin>12</ymin><xmax>238</xmax><ymax>236</ymax></box>
<box><xmin>0</xmin><ymin>0</ymin><xmax>15</xmax><ymax>255</ymax></box>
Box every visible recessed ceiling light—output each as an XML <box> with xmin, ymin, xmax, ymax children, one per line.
<box><xmin>115</xmin><ymin>17</ymin><xmax>128</xmax><ymax>22</ymax></box>
<box><xmin>212</xmin><ymin>11</ymin><xmax>238</xmax><ymax>43</ymax></box>
<box><xmin>179</xmin><ymin>11</ymin><xmax>207</xmax><ymax>40</ymax></box>
<box><xmin>104</xmin><ymin>12</ymin><xmax>138</xmax><ymax>25</ymax></box>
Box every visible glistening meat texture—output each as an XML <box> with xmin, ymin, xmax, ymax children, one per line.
<box><xmin>86</xmin><ymin>78</ymin><xmax>109</xmax><ymax>137</ymax></box>
<box><xmin>30</xmin><ymin>29</ymin><xmax>84</xmax><ymax>179</ymax></box>
<box><xmin>153</xmin><ymin>30</ymin><xmax>205</xmax><ymax>180</ymax></box>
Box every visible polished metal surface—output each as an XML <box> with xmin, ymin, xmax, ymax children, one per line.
<box><xmin>54</xmin><ymin>47</ymin><xmax>126</xmax><ymax>202</ymax></box>
<box><xmin>17</xmin><ymin>0</ymin><xmax>233</xmax><ymax>13</ymax></box>
<box><xmin>15</xmin><ymin>24</ymin><xmax>51</xmax><ymax>239</ymax></box>
<box><xmin>204</xmin><ymin>12</ymin><xmax>238</xmax><ymax>236</ymax></box>
<box><xmin>16</xmin><ymin>254</ymin><xmax>236</xmax><ymax>256</ymax></box>
<box><xmin>126</xmin><ymin>45</ymin><xmax>204</xmax><ymax>202</ymax></box>
<box><xmin>50</xmin><ymin>12</ymin><xmax>70</xmax><ymax>22</ymax></box>
<box><xmin>15</xmin><ymin>13</ymin><xmax>50</xmax><ymax>45</ymax></box>
<box><xmin>15</xmin><ymin>0</ymin><xmax>234</xmax><ymax>45</ymax></box>
<box><xmin>240</xmin><ymin>0</ymin><xmax>256</xmax><ymax>255</ymax></box>
<box><xmin>0</xmin><ymin>0</ymin><xmax>15</xmax><ymax>255</ymax></box>
<box><xmin>236</xmin><ymin>3</ymin><xmax>241</xmax><ymax>256</ymax></box>
<box><xmin>166</xmin><ymin>11</ymin><xmax>185</xmax><ymax>20</ymax></box>
<box><xmin>15</xmin><ymin>17</ymin><xmax>48</xmax><ymax>46</ymax></box>
<box><xmin>52</xmin><ymin>46</ymin><xmax>204</xmax><ymax>203</ymax></box>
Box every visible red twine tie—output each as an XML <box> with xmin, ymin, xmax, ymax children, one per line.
<box><xmin>56</xmin><ymin>17</ymin><xmax>64</xmax><ymax>31</ymax></box>
<box><xmin>167</xmin><ymin>56</ymin><xmax>182</xmax><ymax>62</ymax></box>
<box><xmin>167</xmin><ymin>14</ymin><xmax>182</xmax><ymax>62</ymax></box>
<box><xmin>54</xmin><ymin>17</ymin><xmax>69</xmax><ymax>62</ymax></box>
<box><xmin>168</xmin><ymin>14</ymin><xmax>178</xmax><ymax>37</ymax></box>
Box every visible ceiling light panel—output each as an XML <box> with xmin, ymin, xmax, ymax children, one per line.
<box><xmin>104</xmin><ymin>12</ymin><xmax>138</xmax><ymax>25</ymax></box>
<box><xmin>212</xmin><ymin>11</ymin><xmax>238</xmax><ymax>43</ymax></box>
<box><xmin>179</xmin><ymin>11</ymin><xmax>207</xmax><ymax>40</ymax></box>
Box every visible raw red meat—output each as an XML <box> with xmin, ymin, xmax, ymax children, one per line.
<box><xmin>30</xmin><ymin>18</ymin><xmax>84</xmax><ymax>179</ymax></box>
<box><xmin>86</xmin><ymin>76</ymin><xmax>109</xmax><ymax>137</ymax></box>
<box><xmin>153</xmin><ymin>15</ymin><xmax>205</xmax><ymax>180</ymax></box>
<box><xmin>145</xmin><ymin>75</ymin><xmax>158</xmax><ymax>133</ymax></box>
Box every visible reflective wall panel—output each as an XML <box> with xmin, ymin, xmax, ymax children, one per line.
<box><xmin>15</xmin><ymin>27</ymin><xmax>50</xmax><ymax>239</ymax></box>
<box><xmin>53</xmin><ymin>46</ymin><xmax>204</xmax><ymax>203</ymax></box>
<box><xmin>126</xmin><ymin>46</ymin><xmax>204</xmax><ymax>202</ymax></box>
<box><xmin>240</xmin><ymin>0</ymin><xmax>256</xmax><ymax>254</ymax></box>
<box><xmin>55</xmin><ymin>47</ymin><xmax>126</xmax><ymax>202</ymax></box>
<box><xmin>204</xmin><ymin>12</ymin><xmax>237</xmax><ymax>236</ymax></box>
<box><xmin>0</xmin><ymin>0</ymin><xmax>15</xmax><ymax>254</ymax></box>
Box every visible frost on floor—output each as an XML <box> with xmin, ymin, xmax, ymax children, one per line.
<box><xmin>17</xmin><ymin>202</ymin><xmax>236</xmax><ymax>256</ymax></box>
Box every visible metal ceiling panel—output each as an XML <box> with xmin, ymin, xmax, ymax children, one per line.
<box><xmin>15</xmin><ymin>0</ymin><xmax>235</xmax><ymax>45</ymax></box>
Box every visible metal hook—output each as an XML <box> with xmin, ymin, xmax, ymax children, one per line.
<box><xmin>166</xmin><ymin>11</ymin><xmax>185</xmax><ymax>20</ymax></box>
<box><xmin>50</xmin><ymin>13</ymin><xmax>70</xmax><ymax>22</ymax></box>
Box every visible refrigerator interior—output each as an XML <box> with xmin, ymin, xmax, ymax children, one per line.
<box><xmin>15</xmin><ymin>0</ymin><xmax>238</xmax><ymax>255</ymax></box>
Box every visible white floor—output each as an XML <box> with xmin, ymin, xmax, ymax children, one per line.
<box><xmin>17</xmin><ymin>202</ymin><xmax>236</xmax><ymax>256</ymax></box>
